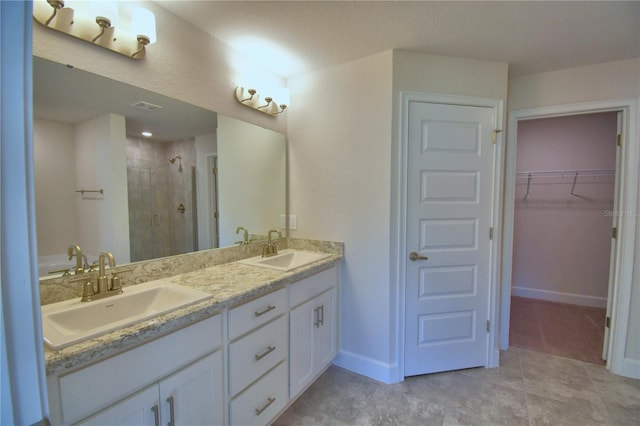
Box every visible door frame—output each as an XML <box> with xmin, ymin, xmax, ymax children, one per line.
<box><xmin>394</xmin><ymin>92</ymin><xmax>505</xmax><ymax>381</ymax></box>
<box><xmin>501</xmin><ymin>98</ymin><xmax>639</xmax><ymax>378</ymax></box>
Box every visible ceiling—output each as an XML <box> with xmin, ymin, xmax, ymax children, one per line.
<box><xmin>33</xmin><ymin>1</ymin><xmax>639</xmax><ymax>141</ymax></box>
<box><xmin>157</xmin><ymin>0</ymin><xmax>640</xmax><ymax>79</ymax></box>
<box><xmin>33</xmin><ymin>57</ymin><xmax>217</xmax><ymax>142</ymax></box>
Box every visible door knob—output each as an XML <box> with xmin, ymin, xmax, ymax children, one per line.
<box><xmin>409</xmin><ymin>252</ymin><xmax>429</xmax><ymax>261</ymax></box>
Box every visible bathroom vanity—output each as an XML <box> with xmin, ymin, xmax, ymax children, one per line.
<box><xmin>43</xmin><ymin>244</ymin><xmax>341</xmax><ymax>425</ymax></box>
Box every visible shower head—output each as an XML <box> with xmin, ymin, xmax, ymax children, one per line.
<box><xmin>169</xmin><ymin>155</ymin><xmax>182</xmax><ymax>164</ymax></box>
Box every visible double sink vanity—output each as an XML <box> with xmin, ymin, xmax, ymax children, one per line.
<box><xmin>42</xmin><ymin>240</ymin><xmax>342</xmax><ymax>425</ymax></box>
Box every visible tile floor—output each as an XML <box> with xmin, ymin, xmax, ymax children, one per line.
<box><xmin>273</xmin><ymin>347</ymin><xmax>640</xmax><ymax>426</ymax></box>
<box><xmin>510</xmin><ymin>296</ymin><xmax>606</xmax><ymax>365</ymax></box>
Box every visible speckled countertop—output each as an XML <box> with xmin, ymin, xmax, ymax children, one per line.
<box><xmin>44</xmin><ymin>250</ymin><xmax>342</xmax><ymax>376</ymax></box>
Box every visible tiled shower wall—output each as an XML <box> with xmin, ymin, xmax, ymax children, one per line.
<box><xmin>127</xmin><ymin>137</ymin><xmax>197</xmax><ymax>262</ymax></box>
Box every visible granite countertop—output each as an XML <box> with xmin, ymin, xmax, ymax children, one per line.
<box><xmin>44</xmin><ymin>253</ymin><xmax>342</xmax><ymax>376</ymax></box>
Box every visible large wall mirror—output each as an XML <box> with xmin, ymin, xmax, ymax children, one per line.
<box><xmin>33</xmin><ymin>57</ymin><xmax>286</xmax><ymax>278</ymax></box>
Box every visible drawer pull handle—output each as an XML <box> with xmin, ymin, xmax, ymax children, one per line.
<box><xmin>255</xmin><ymin>397</ymin><xmax>276</xmax><ymax>416</ymax></box>
<box><xmin>166</xmin><ymin>396</ymin><xmax>175</xmax><ymax>426</ymax></box>
<box><xmin>254</xmin><ymin>304</ymin><xmax>276</xmax><ymax>317</ymax></box>
<box><xmin>254</xmin><ymin>345</ymin><xmax>276</xmax><ymax>361</ymax></box>
<box><xmin>314</xmin><ymin>305</ymin><xmax>324</xmax><ymax>328</ymax></box>
<box><xmin>151</xmin><ymin>405</ymin><xmax>160</xmax><ymax>426</ymax></box>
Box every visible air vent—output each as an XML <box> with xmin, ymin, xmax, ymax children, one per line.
<box><xmin>130</xmin><ymin>101</ymin><xmax>163</xmax><ymax>112</ymax></box>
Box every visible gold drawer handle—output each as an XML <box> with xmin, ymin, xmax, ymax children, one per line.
<box><xmin>254</xmin><ymin>305</ymin><xmax>276</xmax><ymax>317</ymax></box>
<box><xmin>254</xmin><ymin>345</ymin><xmax>276</xmax><ymax>361</ymax></box>
<box><xmin>255</xmin><ymin>397</ymin><xmax>276</xmax><ymax>416</ymax></box>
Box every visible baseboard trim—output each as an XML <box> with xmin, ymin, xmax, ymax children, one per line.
<box><xmin>612</xmin><ymin>357</ymin><xmax>640</xmax><ymax>380</ymax></box>
<box><xmin>511</xmin><ymin>286</ymin><xmax>607</xmax><ymax>308</ymax></box>
<box><xmin>333</xmin><ymin>350</ymin><xmax>401</xmax><ymax>384</ymax></box>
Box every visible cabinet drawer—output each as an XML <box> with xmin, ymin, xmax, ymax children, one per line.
<box><xmin>229</xmin><ymin>361</ymin><xmax>288</xmax><ymax>426</ymax></box>
<box><xmin>228</xmin><ymin>288</ymin><xmax>287</xmax><ymax>339</ymax></box>
<box><xmin>228</xmin><ymin>315</ymin><xmax>287</xmax><ymax>396</ymax></box>
<box><xmin>289</xmin><ymin>267</ymin><xmax>336</xmax><ymax>308</ymax></box>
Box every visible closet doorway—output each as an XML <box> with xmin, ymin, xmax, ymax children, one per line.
<box><xmin>509</xmin><ymin>111</ymin><xmax>619</xmax><ymax>365</ymax></box>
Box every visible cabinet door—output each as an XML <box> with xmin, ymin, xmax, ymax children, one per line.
<box><xmin>159</xmin><ymin>351</ymin><xmax>224</xmax><ymax>426</ymax></box>
<box><xmin>289</xmin><ymin>298</ymin><xmax>314</xmax><ymax>398</ymax></box>
<box><xmin>314</xmin><ymin>287</ymin><xmax>337</xmax><ymax>369</ymax></box>
<box><xmin>78</xmin><ymin>386</ymin><xmax>159</xmax><ymax>426</ymax></box>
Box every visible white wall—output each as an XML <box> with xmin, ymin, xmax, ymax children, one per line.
<box><xmin>33</xmin><ymin>119</ymin><xmax>78</xmax><ymax>256</ymax></box>
<box><xmin>75</xmin><ymin>114</ymin><xmax>130</xmax><ymax>263</ymax></box>
<box><xmin>32</xmin><ymin>0</ymin><xmax>285</xmax><ymax>134</ymax></box>
<box><xmin>288</xmin><ymin>51</ymin><xmax>394</xmax><ymax>381</ymax></box>
<box><xmin>512</xmin><ymin>113</ymin><xmax>617</xmax><ymax>307</ymax></box>
<box><xmin>509</xmin><ymin>58</ymin><xmax>640</xmax><ymax>375</ymax></box>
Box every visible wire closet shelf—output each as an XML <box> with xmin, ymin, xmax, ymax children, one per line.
<box><xmin>515</xmin><ymin>168</ymin><xmax>615</xmax><ymax>199</ymax></box>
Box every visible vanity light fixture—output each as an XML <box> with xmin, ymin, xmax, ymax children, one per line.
<box><xmin>234</xmin><ymin>86</ymin><xmax>288</xmax><ymax>116</ymax></box>
<box><xmin>33</xmin><ymin>0</ymin><xmax>156</xmax><ymax>60</ymax></box>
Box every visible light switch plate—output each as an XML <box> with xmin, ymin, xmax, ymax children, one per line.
<box><xmin>289</xmin><ymin>215</ymin><xmax>297</xmax><ymax>230</ymax></box>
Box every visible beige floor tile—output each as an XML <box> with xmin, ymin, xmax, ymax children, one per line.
<box><xmin>274</xmin><ymin>349</ymin><xmax>640</xmax><ymax>426</ymax></box>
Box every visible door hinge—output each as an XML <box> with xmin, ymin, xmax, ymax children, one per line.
<box><xmin>486</xmin><ymin>320</ymin><xmax>491</xmax><ymax>333</ymax></box>
<box><xmin>489</xmin><ymin>227</ymin><xmax>494</xmax><ymax>240</ymax></box>
<box><xmin>214</xmin><ymin>211</ymin><xmax>219</xmax><ymax>219</ymax></box>
<box><xmin>492</xmin><ymin>129</ymin><xmax>502</xmax><ymax>144</ymax></box>
<box><xmin>212</xmin><ymin>167</ymin><xmax>218</xmax><ymax>175</ymax></box>
<box><xmin>606</xmin><ymin>316</ymin><xmax>611</xmax><ymax>328</ymax></box>
<box><xmin>612</xmin><ymin>227</ymin><xmax>617</xmax><ymax>239</ymax></box>
<box><xmin>617</xmin><ymin>134</ymin><xmax>622</xmax><ymax>147</ymax></box>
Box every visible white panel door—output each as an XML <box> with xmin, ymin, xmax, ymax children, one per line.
<box><xmin>405</xmin><ymin>101</ymin><xmax>495</xmax><ymax>376</ymax></box>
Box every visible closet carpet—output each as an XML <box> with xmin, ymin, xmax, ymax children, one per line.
<box><xmin>509</xmin><ymin>296</ymin><xmax>606</xmax><ymax>365</ymax></box>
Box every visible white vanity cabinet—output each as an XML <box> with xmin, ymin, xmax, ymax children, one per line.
<box><xmin>80</xmin><ymin>351</ymin><xmax>223</xmax><ymax>426</ymax></box>
<box><xmin>227</xmin><ymin>288</ymin><xmax>289</xmax><ymax>426</ymax></box>
<box><xmin>47</xmin><ymin>315</ymin><xmax>223</xmax><ymax>425</ymax></box>
<box><xmin>46</xmin><ymin>261</ymin><xmax>341</xmax><ymax>426</ymax></box>
<box><xmin>289</xmin><ymin>267</ymin><xmax>338</xmax><ymax>399</ymax></box>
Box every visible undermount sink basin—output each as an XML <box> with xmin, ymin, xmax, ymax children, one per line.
<box><xmin>41</xmin><ymin>280</ymin><xmax>212</xmax><ymax>349</ymax></box>
<box><xmin>238</xmin><ymin>249</ymin><xmax>331</xmax><ymax>272</ymax></box>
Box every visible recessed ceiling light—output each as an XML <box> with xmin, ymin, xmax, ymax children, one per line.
<box><xmin>142</xmin><ymin>131</ymin><xmax>153</xmax><ymax>137</ymax></box>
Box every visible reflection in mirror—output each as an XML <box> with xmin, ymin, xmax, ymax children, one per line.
<box><xmin>33</xmin><ymin>57</ymin><xmax>286</xmax><ymax>278</ymax></box>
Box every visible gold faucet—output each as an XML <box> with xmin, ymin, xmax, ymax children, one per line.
<box><xmin>81</xmin><ymin>251</ymin><xmax>123</xmax><ymax>302</ymax></box>
<box><xmin>262</xmin><ymin>229</ymin><xmax>282</xmax><ymax>258</ymax></box>
<box><xmin>67</xmin><ymin>244</ymin><xmax>85</xmax><ymax>275</ymax></box>
<box><xmin>236</xmin><ymin>226</ymin><xmax>250</xmax><ymax>245</ymax></box>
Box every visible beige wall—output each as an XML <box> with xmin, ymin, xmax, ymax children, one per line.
<box><xmin>75</xmin><ymin>114</ymin><xmax>130</xmax><ymax>262</ymax></box>
<box><xmin>512</xmin><ymin>113</ymin><xmax>618</xmax><ymax>306</ymax></box>
<box><xmin>288</xmin><ymin>51</ymin><xmax>394</xmax><ymax>378</ymax></box>
<box><xmin>288</xmin><ymin>50</ymin><xmax>509</xmax><ymax>381</ymax></box>
<box><xmin>509</xmin><ymin>58</ymin><xmax>640</xmax><ymax>373</ymax></box>
<box><xmin>32</xmin><ymin>0</ymin><xmax>286</xmax><ymax>134</ymax></box>
<box><xmin>34</xmin><ymin>119</ymin><xmax>78</xmax><ymax>256</ymax></box>
<box><xmin>217</xmin><ymin>115</ymin><xmax>286</xmax><ymax>247</ymax></box>
<box><xmin>508</xmin><ymin>58</ymin><xmax>640</xmax><ymax>111</ymax></box>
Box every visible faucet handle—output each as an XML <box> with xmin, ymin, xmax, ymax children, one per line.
<box><xmin>81</xmin><ymin>280</ymin><xmax>95</xmax><ymax>302</ymax></box>
<box><xmin>110</xmin><ymin>273</ymin><xmax>123</xmax><ymax>293</ymax></box>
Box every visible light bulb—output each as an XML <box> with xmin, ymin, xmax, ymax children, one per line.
<box><xmin>131</xmin><ymin>7</ymin><xmax>156</xmax><ymax>44</ymax></box>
